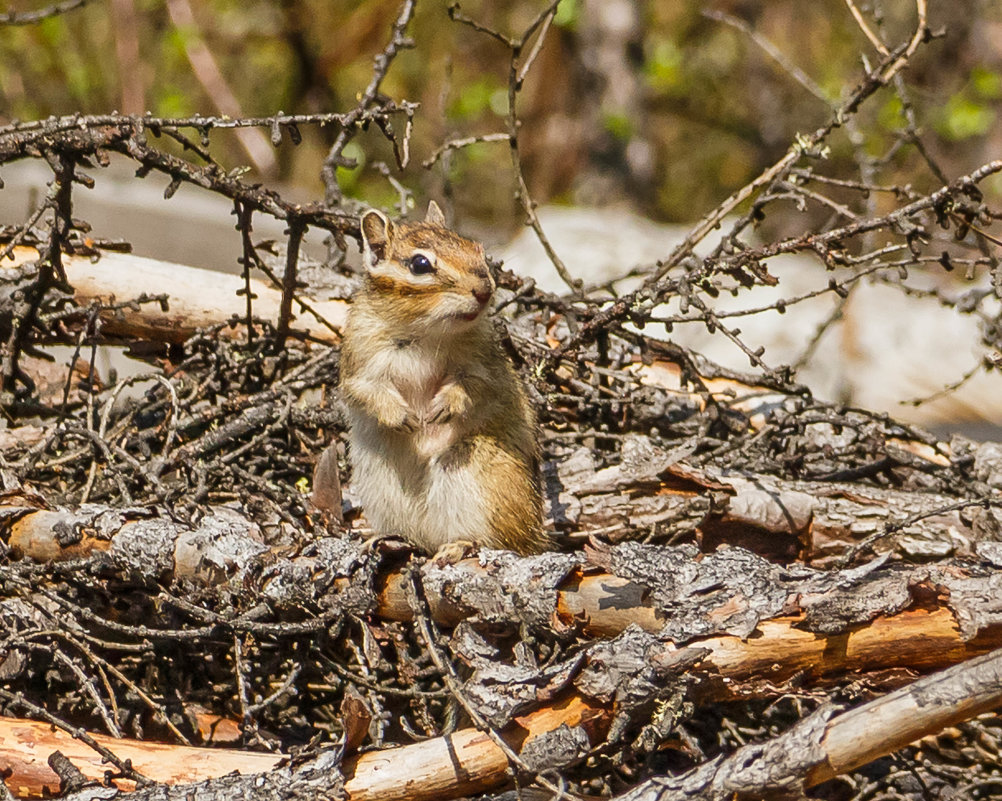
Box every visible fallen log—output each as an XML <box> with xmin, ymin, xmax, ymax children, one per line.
<box><xmin>545</xmin><ymin>434</ymin><xmax>971</xmax><ymax>566</ymax></box>
<box><xmin>2</xmin><ymin>246</ymin><xmax>347</xmax><ymax>344</ymax></box>
<box><xmin>0</xmin><ymin>718</ymin><xmax>281</xmax><ymax>797</ymax></box>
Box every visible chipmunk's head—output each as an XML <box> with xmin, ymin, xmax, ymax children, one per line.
<box><xmin>359</xmin><ymin>202</ymin><xmax>494</xmax><ymax>332</ymax></box>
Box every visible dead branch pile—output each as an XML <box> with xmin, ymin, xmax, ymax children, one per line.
<box><xmin>1</xmin><ymin>2</ymin><xmax>1002</xmax><ymax>800</ymax></box>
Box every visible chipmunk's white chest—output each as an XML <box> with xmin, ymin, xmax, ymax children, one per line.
<box><xmin>372</xmin><ymin>339</ymin><xmax>449</xmax><ymax>409</ymax></box>
<box><xmin>396</xmin><ymin>350</ymin><xmax>441</xmax><ymax>403</ymax></box>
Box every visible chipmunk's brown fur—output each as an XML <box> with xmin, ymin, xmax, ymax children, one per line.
<box><xmin>339</xmin><ymin>202</ymin><xmax>547</xmax><ymax>555</ymax></box>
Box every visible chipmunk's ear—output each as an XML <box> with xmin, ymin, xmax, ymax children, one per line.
<box><xmin>360</xmin><ymin>209</ymin><xmax>394</xmax><ymax>267</ymax></box>
<box><xmin>424</xmin><ymin>200</ymin><xmax>446</xmax><ymax>227</ymax></box>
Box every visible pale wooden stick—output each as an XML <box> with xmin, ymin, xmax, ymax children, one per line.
<box><xmin>811</xmin><ymin>646</ymin><xmax>1002</xmax><ymax>783</ymax></box>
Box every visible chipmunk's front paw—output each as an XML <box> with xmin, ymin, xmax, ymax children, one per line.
<box><xmin>393</xmin><ymin>411</ymin><xmax>419</xmax><ymax>433</ymax></box>
<box><xmin>427</xmin><ymin>383</ymin><xmax>471</xmax><ymax>425</ymax></box>
<box><xmin>377</xmin><ymin>400</ymin><xmax>418</xmax><ymax>432</ymax></box>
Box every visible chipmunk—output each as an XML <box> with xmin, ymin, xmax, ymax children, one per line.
<box><xmin>339</xmin><ymin>201</ymin><xmax>548</xmax><ymax>557</ymax></box>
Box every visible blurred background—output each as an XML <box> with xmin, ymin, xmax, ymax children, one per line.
<box><xmin>2</xmin><ymin>0</ymin><xmax>1000</xmax><ymax>235</ymax></box>
<box><xmin>1</xmin><ymin>0</ymin><xmax>1002</xmax><ymax>433</ymax></box>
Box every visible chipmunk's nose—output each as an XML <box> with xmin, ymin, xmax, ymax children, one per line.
<box><xmin>472</xmin><ymin>286</ymin><xmax>491</xmax><ymax>306</ymax></box>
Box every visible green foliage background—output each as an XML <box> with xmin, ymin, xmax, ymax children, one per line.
<box><xmin>1</xmin><ymin>0</ymin><xmax>1000</xmax><ymax>238</ymax></box>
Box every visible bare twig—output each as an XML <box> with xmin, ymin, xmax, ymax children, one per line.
<box><xmin>549</xmin><ymin>157</ymin><xmax>1001</xmax><ymax>372</ymax></box>
<box><xmin>276</xmin><ymin>217</ymin><xmax>306</xmax><ymax>346</ymax></box>
<box><xmin>703</xmin><ymin>9</ymin><xmax>831</xmax><ymax>104</ymax></box>
<box><xmin>447</xmin><ymin>2</ymin><xmax>581</xmax><ymax>294</ymax></box>
<box><xmin>422</xmin><ymin>132</ymin><xmax>511</xmax><ymax>169</ymax></box>
<box><xmin>644</xmin><ymin>0</ymin><xmax>929</xmax><ymax>295</ymax></box>
<box><xmin>844</xmin><ymin>0</ymin><xmax>891</xmax><ymax>56</ymax></box>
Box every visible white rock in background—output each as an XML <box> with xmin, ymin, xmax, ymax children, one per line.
<box><xmin>500</xmin><ymin>206</ymin><xmax>1000</xmax><ymax>430</ymax></box>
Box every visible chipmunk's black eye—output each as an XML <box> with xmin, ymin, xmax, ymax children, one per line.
<box><xmin>408</xmin><ymin>253</ymin><xmax>434</xmax><ymax>275</ymax></box>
